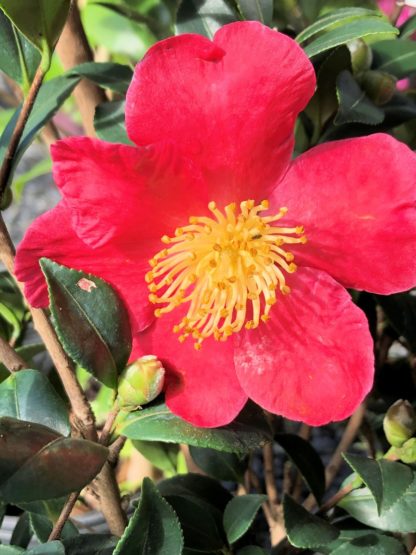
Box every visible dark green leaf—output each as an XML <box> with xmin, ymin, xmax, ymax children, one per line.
<box><xmin>163</xmin><ymin>494</ymin><xmax>224</xmax><ymax>552</ymax></box>
<box><xmin>71</xmin><ymin>62</ymin><xmax>133</xmax><ymax>94</ymax></box>
<box><xmin>276</xmin><ymin>433</ymin><xmax>325</xmax><ymax>505</ymax></box>
<box><xmin>189</xmin><ymin>446</ymin><xmax>247</xmax><ymax>482</ymax></box>
<box><xmin>284</xmin><ymin>495</ymin><xmax>339</xmax><ymax>549</ymax></box>
<box><xmin>0</xmin><ymin>10</ymin><xmax>40</xmax><ymax>84</ymax></box>
<box><xmin>0</xmin><ymin>418</ymin><xmax>108</xmax><ymax>503</ymax></box>
<box><xmin>235</xmin><ymin>0</ymin><xmax>272</xmax><ymax>25</ymax></box>
<box><xmin>296</xmin><ymin>7</ymin><xmax>381</xmax><ymax>43</ymax></box>
<box><xmin>132</xmin><ymin>440</ymin><xmax>179</xmax><ymax>475</ymax></box>
<box><xmin>63</xmin><ymin>534</ymin><xmax>117</xmax><ymax>555</ymax></box>
<box><xmin>114</xmin><ymin>478</ymin><xmax>183</xmax><ymax>555</ymax></box>
<box><xmin>176</xmin><ymin>0</ymin><xmax>237</xmax><ymax>38</ymax></box>
<box><xmin>339</xmin><ymin>470</ymin><xmax>416</xmax><ymax>532</ymax></box>
<box><xmin>335</xmin><ymin>70</ymin><xmax>384</xmax><ymax>125</ymax></box>
<box><xmin>40</xmin><ymin>259</ymin><xmax>132</xmax><ymax>389</ymax></box>
<box><xmin>119</xmin><ymin>400</ymin><xmax>271</xmax><ymax>454</ymax></box>
<box><xmin>321</xmin><ymin>529</ymin><xmax>407</xmax><ymax>555</ymax></box>
<box><xmin>0</xmin><ymin>0</ymin><xmax>70</xmax><ymax>53</ymax></box>
<box><xmin>95</xmin><ymin>101</ymin><xmax>133</xmax><ymax>145</ymax></box>
<box><xmin>29</xmin><ymin>511</ymin><xmax>78</xmax><ymax>543</ymax></box>
<box><xmin>304</xmin><ymin>18</ymin><xmax>398</xmax><ymax>58</ymax></box>
<box><xmin>157</xmin><ymin>473</ymin><xmax>232</xmax><ymax>512</ymax></box>
<box><xmin>237</xmin><ymin>548</ymin><xmax>268</xmax><ymax>555</ymax></box>
<box><xmin>27</xmin><ymin>542</ymin><xmax>65</xmax><ymax>555</ymax></box>
<box><xmin>10</xmin><ymin>512</ymin><xmax>32</xmax><ymax>548</ymax></box>
<box><xmin>0</xmin><ymin>369</ymin><xmax>69</xmax><ymax>435</ymax></box>
<box><xmin>372</xmin><ymin>39</ymin><xmax>416</xmax><ymax>80</ymax></box>
<box><xmin>343</xmin><ymin>454</ymin><xmax>383</xmax><ymax>512</ymax></box>
<box><xmin>375</xmin><ymin>291</ymin><xmax>416</xmax><ymax>353</ymax></box>
<box><xmin>223</xmin><ymin>494</ymin><xmax>266</xmax><ymax>544</ymax></box>
<box><xmin>400</xmin><ymin>14</ymin><xmax>416</xmax><ymax>39</ymax></box>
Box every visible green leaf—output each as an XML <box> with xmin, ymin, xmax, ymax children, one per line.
<box><xmin>119</xmin><ymin>400</ymin><xmax>272</xmax><ymax>454</ymax></box>
<box><xmin>63</xmin><ymin>534</ymin><xmax>117</xmax><ymax>555</ymax></box>
<box><xmin>132</xmin><ymin>440</ymin><xmax>179</xmax><ymax>475</ymax></box>
<box><xmin>276</xmin><ymin>433</ymin><xmax>325</xmax><ymax>505</ymax></box>
<box><xmin>27</xmin><ymin>542</ymin><xmax>65</xmax><ymax>555</ymax></box>
<box><xmin>94</xmin><ymin>101</ymin><xmax>133</xmax><ymax>145</ymax></box>
<box><xmin>0</xmin><ymin>417</ymin><xmax>108</xmax><ymax>503</ymax></box>
<box><xmin>400</xmin><ymin>14</ymin><xmax>416</xmax><ymax>39</ymax></box>
<box><xmin>0</xmin><ymin>0</ymin><xmax>70</xmax><ymax>55</ymax></box>
<box><xmin>10</xmin><ymin>512</ymin><xmax>32</xmax><ymax>549</ymax></box>
<box><xmin>0</xmin><ymin>10</ymin><xmax>40</xmax><ymax>85</ymax></box>
<box><xmin>297</xmin><ymin>7</ymin><xmax>380</xmax><ymax>43</ymax></box>
<box><xmin>372</xmin><ymin>39</ymin><xmax>416</xmax><ymax>79</ymax></box>
<box><xmin>374</xmin><ymin>291</ymin><xmax>416</xmax><ymax>353</ymax></box>
<box><xmin>71</xmin><ymin>62</ymin><xmax>133</xmax><ymax>95</ymax></box>
<box><xmin>40</xmin><ymin>259</ymin><xmax>132</xmax><ymax>389</ymax></box>
<box><xmin>0</xmin><ymin>548</ymin><xmax>24</xmax><ymax>554</ymax></box>
<box><xmin>175</xmin><ymin>0</ymin><xmax>237</xmax><ymax>38</ymax></box>
<box><xmin>189</xmin><ymin>446</ymin><xmax>247</xmax><ymax>482</ymax></box>
<box><xmin>322</xmin><ymin>530</ymin><xmax>407</xmax><ymax>555</ymax></box>
<box><xmin>0</xmin><ymin>369</ymin><xmax>70</xmax><ymax>435</ymax></box>
<box><xmin>29</xmin><ymin>511</ymin><xmax>78</xmax><ymax>543</ymax></box>
<box><xmin>235</xmin><ymin>0</ymin><xmax>272</xmax><ymax>25</ymax></box>
<box><xmin>237</xmin><ymin>548</ymin><xmax>268</xmax><ymax>555</ymax></box>
<box><xmin>303</xmin><ymin>18</ymin><xmax>399</xmax><ymax>58</ymax></box>
<box><xmin>223</xmin><ymin>494</ymin><xmax>266</xmax><ymax>544</ymax></box>
<box><xmin>339</xmin><ymin>470</ymin><xmax>416</xmax><ymax>533</ymax></box>
<box><xmin>114</xmin><ymin>478</ymin><xmax>183</xmax><ymax>555</ymax></box>
<box><xmin>335</xmin><ymin>70</ymin><xmax>384</xmax><ymax>125</ymax></box>
<box><xmin>284</xmin><ymin>495</ymin><xmax>339</xmax><ymax>549</ymax></box>
<box><xmin>157</xmin><ymin>473</ymin><xmax>232</xmax><ymax>512</ymax></box>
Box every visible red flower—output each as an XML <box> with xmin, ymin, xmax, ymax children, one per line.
<box><xmin>15</xmin><ymin>22</ymin><xmax>416</xmax><ymax>427</ymax></box>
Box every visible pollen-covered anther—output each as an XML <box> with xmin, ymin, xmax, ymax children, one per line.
<box><xmin>147</xmin><ymin>200</ymin><xmax>306</xmax><ymax>347</ymax></box>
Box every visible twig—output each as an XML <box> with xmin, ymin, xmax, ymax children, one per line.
<box><xmin>99</xmin><ymin>404</ymin><xmax>120</xmax><ymax>446</ymax></box>
<box><xmin>108</xmin><ymin>435</ymin><xmax>127</xmax><ymax>465</ymax></box>
<box><xmin>0</xmin><ymin>64</ymin><xmax>46</xmax><ymax>199</ymax></box>
<box><xmin>56</xmin><ymin>0</ymin><xmax>106</xmax><ymax>136</ymax></box>
<box><xmin>317</xmin><ymin>483</ymin><xmax>354</xmax><ymax>515</ymax></box>
<box><xmin>48</xmin><ymin>491</ymin><xmax>79</xmax><ymax>541</ymax></box>
<box><xmin>263</xmin><ymin>443</ymin><xmax>279</xmax><ymax>509</ymax></box>
<box><xmin>0</xmin><ymin>336</ymin><xmax>27</xmax><ymax>372</ymax></box>
<box><xmin>303</xmin><ymin>404</ymin><xmax>366</xmax><ymax>510</ymax></box>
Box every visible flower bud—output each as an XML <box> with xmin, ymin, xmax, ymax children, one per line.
<box><xmin>348</xmin><ymin>39</ymin><xmax>373</xmax><ymax>73</ymax></box>
<box><xmin>117</xmin><ymin>355</ymin><xmax>165</xmax><ymax>410</ymax></box>
<box><xmin>383</xmin><ymin>400</ymin><xmax>416</xmax><ymax>447</ymax></box>
<box><xmin>360</xmin><ymin>71</ymin><xmax>397</xmax><ymax>106</ymax></box>
<box><xmin>398</xmin><ymin>438</ymin><xmax>416</xmax><ymax>464</ymax></box>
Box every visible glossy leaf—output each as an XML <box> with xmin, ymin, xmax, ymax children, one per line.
<box><xmin>175</xmin><ymin>0</ymin><xmax>237</xmax><ymax>38</ymax></box>
<box><xmin>303</xmin><ymin>18</ymin><xmax>398</xmax><ymax>58</ymax></box>
<box><xmin>335</xmin><ymin>70</ymin><xmax>384</xmax><ymax>125</ymax></box>
<box><xmin>114</xmin><ymin>478</ymin><xmax>183</xmax><ymax>555</ymax></box>
<box><xmin>71</xmin><ymin>62</ymin><xmax>133</xmax><ymax>94</ymax></box>
<box><xmin>28</xmin><ymin>543</ymin><xmax>65</xmax><ymax>555</ymax></box>
<box><xmin>320</xmin><ymin>530</ymin><xmax>407</xmax><ymax>555</ymax></box>
<box><xmin>284</xmin><ymin>495</ymin><xmax>339</xmax><ymax>549</ymax></box>
<box><xmin>63</xmin><ymin>534</ymin><xmax>117</xmax><ymax>555</ymax></box>
<box><xmin>339</xmin><ymin>471</ymin><xmax>416</xmax><ymax>532</ymax></box>
<box><xmin>0</xmin><ymin>0</ymin><xmax>70</xmax><ymax>54</ymax></box>
<box><xmin>400</xmin><ymin>14</ymin><xmax>416</xmax><ymax>39</ymax></box>
<box><xmin>189</xmin><ymin>446</ymin><xmax>247</xmax><ymax>482</ymax></box>
<box><xmin>29</xmin><ymin>512</ymin><xmax>78</xmax><ymax>543</ymax></box>
<box><xmin>40</xmin><ymin>259</ymin><xmax>132</xmax><ymax>389</ymax></box>
<box><xmin>296</xmin><ymin>7</ymin><xmax>380</xmax><ymax>43</ymax></box>
<box><xmin>0</xmin><ymin>369</ymin><xmax>70</xmax><ymax>435</ymax></box>
<box><xmin>223</xmin><ymin>494</ymin><xmax>266</xmax><ymax>544</ymax></box>
<box><xmin>276</xmin><ymin>433</ymin><xmax>325</xmax><ymax>505</ymax></box>
<box><xmin>119</xmin><ymin>400</ymin><xmax>272</xmax><ymax>454</ymax></box>
<box><xmin>0</xmin><ymin>10</ymin><xmax>40</xmax><ymax>85</ymax></box>
<box><xmin>132</xmin><ymin>440</ymin><xmax>179</xmax><ymax>475</ymax></box>
<box><xmin>10</xmin><ymin>512</ymin><xmax>32</xmax><ymax>549</ymax></box>
<box><xmin>0</xmin><ymin>418</ymin><xmax>108</xmax><ymax>503</ymax></box>
<box><xmin>95</xmin><ymin>101</ymin><xmax>133</xmax><ymax>145</ymax></box>
<box><xmin>372</xmin><ymin>40</ymin><xmax>416</xmax><ymax>79</ymax></box>
<box><xmin>235</xmin><ymin>0</ymin><xmax>272</xmax><ymax>25</ymax></box>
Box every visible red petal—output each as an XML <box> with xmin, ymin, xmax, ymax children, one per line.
<box><xmin>234</xmin><ymin>267</ymin><xmax>374</xmax><ymax>426</ymax></box>
<box><xmin>51</xmin><ymin>137</ymin><xmax>208</xmax><ymax>249</ymax></box>
<box><xmin>132</xmin><ymin>308</ymin><xmax>247</xmax><ymax>428</ymax></box>
<box><xmin>126</xmin><ymin>21</ymin><xmax>315</xmax><ymax>205</ymax></box>
<box><xmin>273</xmin><ymin>134</ymin><xmax>416</xmax><ymax>294</ymax></box>
<box><xmin>15</xmin><ymin>203</ymin><xmax>155</xmax><ymax>333</ymax></box>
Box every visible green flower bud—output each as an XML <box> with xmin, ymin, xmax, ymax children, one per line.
<box><xmin>348</xmin><ymin>39</ymin><xmax>373</xmax><ymax>74</ymax></box>
<box><xmin>360</xmin><ymin>70</ymin><xmax>397</xmax><ymax>106</ymax></box>
<box><xmin>398</xmin><ymin>438</ymin><xmax>416</xmax><ymax>464</ymax></box>
<box><xmin>383</xmin><ymin>400</ymin><xmax>416</xmax><ymax>447</ymax></box>
<box><xmin>117</xmin><ymin>355</ymin><xmax>165</xmax><ymax>410</ymax></box>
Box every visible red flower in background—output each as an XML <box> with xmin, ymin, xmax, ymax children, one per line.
<box><xmin>15</xmin><ymin>22</ymin><xmax>416</xmax><ymax>427</ymax></box>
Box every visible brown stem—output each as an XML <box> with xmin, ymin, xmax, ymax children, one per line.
<box><xmin>317</xmin><ymin>483</ymin><xmax>354</xmax><ymax>514</ymax></box>
<box><xmin>0</xmin><ymin>64</ymin><xmax>46</xmax><ymax>199</ymax></box>
<box><xmin>303</xmin><ymin>403</ymin><xmax>366</xmax><ymax>511</ymax></box>
<box><xmin>0</xmin><ymin>336</ymin><xmax>28</xmax><ymax>372</ymax></box>
<box><xmin>56</xmin><ymin>1</ymin><xmax>106</xmax><ymax>136</ymax></box>
<box><xmin>92</xmin><ymin>463</ymin><xmax>127</xmax><ymax>535</ymax></box>
<box><xmin>48</xmin><ymin>491</ymin><xmax>79</xmax><ymax>541</ymax></box>
<box><xmin>99</xmin><ymin>405</ymin><xmax>120</xmax><ymax>446</ymax></box>
<box><xmin>108</xmin><ymin>435</ymin><xmax>127</xmax><ymax>465</ymax></box>
<box><xmin>263</xmin><ymin>443</ymin><xmax>279</xmax><ymax>509</ymax></box>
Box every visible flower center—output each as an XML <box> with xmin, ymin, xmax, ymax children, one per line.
<box><xmin>146</xmin><ymin>200</ymin><xmax>306</xmax><ymax>350</ymax></box>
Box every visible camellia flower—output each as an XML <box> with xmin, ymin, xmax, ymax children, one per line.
<box><xmin>15</xmin><ymin>22</ymin><xmax>416</xmax><ymax>427</ymax></box>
